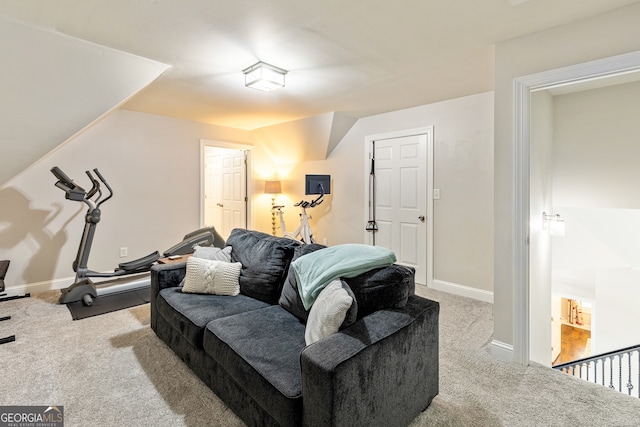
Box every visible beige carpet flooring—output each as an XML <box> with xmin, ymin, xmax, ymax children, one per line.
<box><xmin>0</xmin><ymin>287</ymin><xmax>638</xmax><ymax>426</ymax></box>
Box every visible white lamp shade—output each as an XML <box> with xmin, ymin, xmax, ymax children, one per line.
<box><xmin>264</xmin><ymin>180</ymin><xmax>282</xmax><ymax>194</ymax></box>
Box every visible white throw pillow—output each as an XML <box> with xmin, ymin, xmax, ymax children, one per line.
<box><xmin>182</xmin><ymin>256</ymin><xmax>241</xmax><ymax>296</ymax></box>
<box><xmin>179</xmin><ymin>246</ymin><xmax>232</xmax><ymax>288</ymax></box>
<box><xmin>305</xmin><ymin>279</ymin><xmax>353</xmax><ymax>345</ymax></box>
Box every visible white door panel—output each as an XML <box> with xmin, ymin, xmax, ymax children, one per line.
<box><xmin>399</xmin><ymin>222</ymin><xmax>419</xmax><ymax>265</ymax></box>
<box><xmin>400</xmin><ymin>167</ymin><xmax>419</xmax><ymax>208</ymax></box>
<box><xmin>376</xmin><ymin>220</ymin><xmax>393</xmax><ymax>249</ymax></box>
<box><xmin>233</xmin><ymin>211</ymin><xmax>243</xmax><ymax>229</ymax></box>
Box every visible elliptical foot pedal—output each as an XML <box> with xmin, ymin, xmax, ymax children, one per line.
<box><xmin>118</xmin><ymin>251</ymin><xmax>160</xmax><ymax>272</ymax></box>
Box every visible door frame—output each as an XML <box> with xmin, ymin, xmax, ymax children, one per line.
<box><xmin>200</xmin><ymin>139</ymin><xmax>254</xmax><ymax>231</ymax></box>
<box><xmin>363</xmin><ymin>126</ymin><xmax>434</xmax><ymax>288</ymax></box>
<box><xmin>512</xmin><ymin>50</ymin><xmax>640</xmax><ymax>365</ymax></box>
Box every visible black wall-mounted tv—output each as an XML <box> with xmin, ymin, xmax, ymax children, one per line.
<box><xmin>305</xmin><ymin>174</ymin><xmax>331</xmax><ymax>195</ymax></box>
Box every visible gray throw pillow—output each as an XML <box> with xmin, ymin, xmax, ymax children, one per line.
<box><xmin>193</xmin><ymin>245</ymin><xmax>232</xmax><ymax>261</ymax></box>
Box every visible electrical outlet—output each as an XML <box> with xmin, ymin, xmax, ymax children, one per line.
<box><xmin>433</xmin><ymin>189</ymin><xmax>441</xmax><ymax>200</ymax></box>
<box><xmin>120</xmin><ymin>247</ymin><xmax>128</xmax><ymax>258</ymax></box>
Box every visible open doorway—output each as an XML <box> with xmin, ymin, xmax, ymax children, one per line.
<box><xmin>200</xmin><ymin>140</ymin><xmax>253</xmax><ymax>240</ymax></box>
<box><xmin>511</xmin><ymin>50</ymin><xmax>640</xmax><ymax>366</ymax></box>
<box><xmin>530</xmin><ymin>78</ymin><xmax>640</xmax><ymax>367</ymax></box>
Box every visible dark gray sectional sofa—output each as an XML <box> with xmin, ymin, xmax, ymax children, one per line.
<box><xmin>150</xmin><ymin>228</ymin><xmax>440</xmax><ymax>427</ymax></box>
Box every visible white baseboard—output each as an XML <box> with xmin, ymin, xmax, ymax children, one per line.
<box><xmin>490</xmin><ymin>340</ymin><xmax>514</xmax><ymax>362</ymax></box>
<box><xmin>431</xmin><ymin>279</ymin><xmax>493</xmax><ymax>303</ymax></box>
<box><xmin>4</xmin><ymin>276</ymin><xmax>72</xmax><ymax>297</ymax></box>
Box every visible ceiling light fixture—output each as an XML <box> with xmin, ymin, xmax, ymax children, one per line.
<box><xmin>243</xmin><ymin>61</ymin><xmax>287</xmax><ymax>92</ymax></box>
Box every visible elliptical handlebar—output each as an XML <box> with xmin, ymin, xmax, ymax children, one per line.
<box><xmin>92</xmin><ymin>168</ymin><xmax>113</xmax><ymax>207</ymax></box>
<box><xmin>85</xmin><ymin>170</ymin><xmax>101</xmax><ymax>201</ymax></box>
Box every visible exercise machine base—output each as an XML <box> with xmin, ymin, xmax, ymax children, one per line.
<box><xmin>59</xmin><ymin>274</ymin><xmax>150</xmax><ymax>306</ymax></box>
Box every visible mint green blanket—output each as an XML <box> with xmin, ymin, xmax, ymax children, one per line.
<box><xmin>292</xmin><ymin>244</ymin><xmax>396</xmax><ymax>310</ymax></box>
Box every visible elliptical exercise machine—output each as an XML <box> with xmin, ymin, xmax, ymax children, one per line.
<box><xmin>51</xmin><ymin>166</ymin><xmax>224</xmax><ymax>306</ymax></box>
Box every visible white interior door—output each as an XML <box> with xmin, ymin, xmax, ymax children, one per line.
<box><xmin>366</xmin><ymin>129</ymin><xmax>432</xmax><ymax>286</ymax></box>
<box><xmin>203</xmin><ymin>146</ymin><xmax>247</xmax><ymax>240</ymax></box>
<box><xmin>220</xmin><ymin>149</ymin><xmax>246</xmax><ymax>238</ymax></box>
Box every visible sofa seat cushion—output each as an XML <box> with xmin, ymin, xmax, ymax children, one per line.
<box><xmin>203</xmin><ymin>305</ymin><xmax>306</xmax><ymax>426</ymax></box>
<box><xmin>157</xmin><ymin>287</ymin><xmax>269</xmax><ymax>349</ymax></box>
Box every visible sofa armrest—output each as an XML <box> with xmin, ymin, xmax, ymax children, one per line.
<box><xmin>150</xmin><ymin>262</ymin><xmax>187</xmax><ymax>330</ymax></box>
<box><xmin>300</xmin><ymin>295</ymin><xmax>439</xmax><ymax>427</ymax></box>
<box><xmin>151</xmin><ymin>262</ymin><xmax>186</xmax><ymax>294</ymax></box>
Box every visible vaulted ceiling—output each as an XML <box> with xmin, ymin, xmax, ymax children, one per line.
<box><xmin>1</xmin><ymin>0</ymin><xmax>639</xmax><ymax>185</ymax></box>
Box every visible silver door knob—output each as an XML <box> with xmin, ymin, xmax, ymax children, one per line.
<box><xmin>418</xmin><ymin>215</ymin><xmax>425</xmax><ymax>222</ymax></box>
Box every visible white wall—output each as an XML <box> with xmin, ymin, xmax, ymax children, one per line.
<box><xmin>0</xmin><ymin>110</ymin><xmax>254</xmax><ymax>293</ymax></box>
<box><xmin>286</xmin><ymin>91</ymin><xmax>494</xmax><ymax>295</ymax></box>
<box><xmin>595</xmin><ymin>268</ymin><xmax>640</xmax><ymax>353</ymax></box>
<box><xmin>493</xmin><ymin>2</ymin><xmax>640</xmax><ymax>352</ymax></box>
<box><xmin>552</xmin><ymin>81</ymin><xmax>640</xmax><ymax>210</ymax></box>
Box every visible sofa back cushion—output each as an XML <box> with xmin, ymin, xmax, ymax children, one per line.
<box><xmin>343</xmin><ymin>264</ymin><xmax>415</xmax><ymax>318</ymax></box>
<box><xmin>227</xmin><ymin>228</ymin><xmax>300</xmax><ymax>304</ymax></box>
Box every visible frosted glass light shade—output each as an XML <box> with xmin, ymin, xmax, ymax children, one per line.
<box><xmin>542</xmin><ymin>212</ymin><xmax>566</xmax><ymax>237</ymax></box>
<box><xmin>243</xmin><ymin>62</ymin><xmax>287</xmax><ymax>92</ymax></box>
<box><xmin>549</xmin><ymin>218</ymin><xmax>565</xmax><ymax>236</ymax></box>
